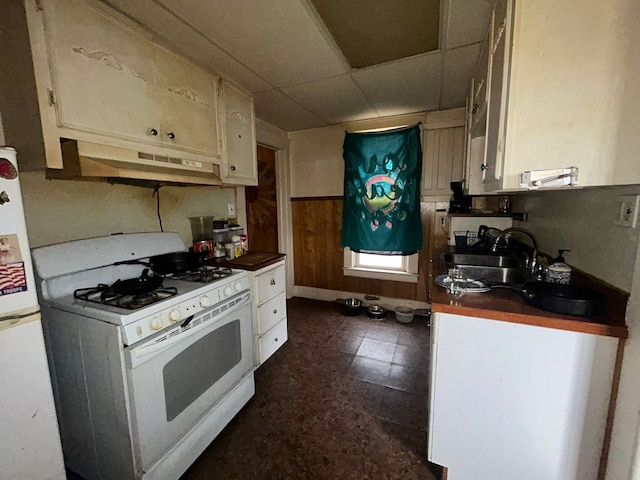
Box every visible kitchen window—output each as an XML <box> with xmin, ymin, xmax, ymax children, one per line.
<box><xmin>341</xmin><ymin>123</ymin><xmax>422</xmax><ymax>283</ymax></box>
<box><xmin>343</xmin><ymin>248</ymin><xmax>419</xmax><ymax>283</ymax></box>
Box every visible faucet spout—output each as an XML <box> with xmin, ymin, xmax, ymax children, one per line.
<box><xmin>490</xmin><ymin>228</ymin><xmax>538</xmax><ymax>273</ymax></box>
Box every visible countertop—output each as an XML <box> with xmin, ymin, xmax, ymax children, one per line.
<box><xmin>431</xmin><ymin>280</ymin><xmax>628</xmax><ymax>339</ymax></box>
<box><xmin>207</xmin><ymin>252</ymin><xmax>285</xmax><ymax>271</ymax></box>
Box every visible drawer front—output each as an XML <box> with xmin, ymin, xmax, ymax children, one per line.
<box><xmin>255</xmin><ymin>264</ymin><xmax>285</xmax><ymax>304</ymax></box>
<box><xmin>257</xmin><ymin>292</ymin><xmax>286</xmax><ymax>335</ymax></box>
<box><xmin>259</xmin><ymin>319</ymin><xmax>288</xmax><ymax>364</ymax></box>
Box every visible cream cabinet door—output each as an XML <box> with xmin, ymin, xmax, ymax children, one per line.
<box><xmin>221</xmin><ymin>82</ymin><xmax>258</xmax><ymax>185</ymax></box>
<box><xmin>43</xmin><ymin>0</ymin><xmax>160</xmax><ymax>146</ymax></box>
<box><xmin>422</xmin><ymin>127</ymin><xmax>466</xmax><ymax>198</ymax></box>
<box><xmin>154</xmin><ymin>45</ymin><xmax>221</xmax><ymax>158</ymax></box>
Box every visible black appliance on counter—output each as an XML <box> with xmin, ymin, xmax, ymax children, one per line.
<box><xmin>448</xmin><ymin>181</ymin><xmax>472</xmax><ymax>213</ymax></box>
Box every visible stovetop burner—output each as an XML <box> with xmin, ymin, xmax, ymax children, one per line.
<box><xmin>74</xmin><ymin>284</ymin><xmax>178</xmax><ymax>310</ymax></box>
<box><xmin>171</xmin><ymin>266</ymin><xmax>233</xmax><ymax>283</ymax></box>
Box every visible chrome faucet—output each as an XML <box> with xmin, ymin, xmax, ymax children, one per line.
<box><xmin>491</xmin><ymin>228</ymin><xmax>538</xmax><ymax>274</ymax></box>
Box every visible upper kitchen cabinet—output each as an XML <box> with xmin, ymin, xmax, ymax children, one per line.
<box><xmin>467</xmin><ymin>0</ymin><xmax>640</xmax><ymax>192</ymax></box>
<box><xmin>154</xmin><ymin>46</ymin><xmax>222</xmax><ymax>158</ymax></box>
<box><xmin>421</xmin><ymin>108</ymin><xmax>466</xmax><ymax>199</ymax></box>
<box><xmin>21</xmin><ymin>0</ymin><xmax>222</xmax><ymax>170</ymax></box>
<box><xmin>220</xmin><ymin>80</ymin><xmax>258</xmax><ymax>186</ymax></box>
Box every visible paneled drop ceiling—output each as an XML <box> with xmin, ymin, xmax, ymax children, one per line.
<box><xmin>100</xmin><ymin>0</ymin><xmax>493</xmax><ymax>132</ymax></box>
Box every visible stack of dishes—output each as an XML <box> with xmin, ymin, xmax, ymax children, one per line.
<box><xmin>435</xmin><ymin>274</ymin><xmax>490</xmax><ymax>293</ymax></box>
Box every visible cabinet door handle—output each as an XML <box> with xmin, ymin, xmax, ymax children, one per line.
<box><xmin>270</xmin><ymin>279</ymin><xmax>276</xmax><ymax>286</ymax></box>
<box><xmin>273</xmin><ymin>309</ymin><xmax>277</xmax><ymax>314</ymax></box>
<box><xmin>230</xmin><ymin>166</ymin><xmax>236</xmax><ymax>171</ymax></box>
<box><xmin>149</xmin><ymin>128</ymin><xmax>158</xmax><ymax>136</ymax></box>
<box><xmin>481</xmin><ymin>164</ymin><xmax>487</xmax><ymax>171</ymax></box>
<box><xmin>167</xmin><ymin>132</ymin><xmax>175</xmax><ymax>139</ymax></box>
<box><xmin>472</xmin><ymin>103</ymin><xmax>479</xmax><ymax>114</ymax></box>
<box><xmin>274</xmin><ymin>337</ymin><xmax>279</xmax><ymax>342</ymax></box>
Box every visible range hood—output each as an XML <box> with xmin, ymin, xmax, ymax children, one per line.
<box><xmin>52</xmin><ymin>139</ymin><xmax>223</xmax><ymax>186</ymax></box>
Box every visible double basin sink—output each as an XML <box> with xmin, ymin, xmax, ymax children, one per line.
<box><xmin>443</xmin><ymin>252</ymin><xmax>527</xmax><ymax>286</ymax></box>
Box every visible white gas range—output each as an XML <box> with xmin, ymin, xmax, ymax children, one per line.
<box><xmin>32</xmin><ymin>233</ymin><xmax>255</xmax><ymax>480</ymax></box>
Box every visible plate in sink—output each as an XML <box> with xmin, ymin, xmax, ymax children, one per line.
<box><xmin>435</xmin><ymin>274</ymin><xmax>491</xmax><ymax>293</ymax></box>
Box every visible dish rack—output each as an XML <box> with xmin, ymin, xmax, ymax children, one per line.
<box><xmin>453</xmin><ymin>231</ymin><xmax>479</xmax><ymax>247</ymax></box>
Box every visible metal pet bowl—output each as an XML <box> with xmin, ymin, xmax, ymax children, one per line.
<box><xmin>343</xmin><ymin>298</ymin><xmax>362</xmax><ymax>316</ymax></box>
<box><xmin>366</xmin><ymin>304</ymin><xmax>388</xmax><ymax>320</ymax></box>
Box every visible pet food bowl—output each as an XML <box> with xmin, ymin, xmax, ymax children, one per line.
<box><xmin>394</xmin><ymin>306</ymin><xmax>415</xmax><ymax>324</ymax></box>
<box><xmin>366</xmin><ymin>304</ymin><xmax>388</xmax><ymax>320</ymax></box>
<box><xmin>343</xmin><ymin>298</ymin><xmax>362</xmax><ymax>316</ymax></box>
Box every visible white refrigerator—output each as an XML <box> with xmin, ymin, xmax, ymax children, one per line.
<box><xmin>0</xmin><ymin>147</ymin><xmax>65</xmax><ymax>479</ymax></box>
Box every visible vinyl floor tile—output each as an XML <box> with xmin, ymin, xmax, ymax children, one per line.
<box><xmin>356</xmin><ymin>338</ymin><xmax>397</xmax><ymax>363</ymax></box>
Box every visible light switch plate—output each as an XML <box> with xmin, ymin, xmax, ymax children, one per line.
<box><xmin>228</xmin><ymin>203</ymin><xmax>236</xmax><ymax>217</ymax></box>
<box><xmin>614</xmin><ymin>195</ymin><xmax>640</xmax><ymax>228</ymax></box>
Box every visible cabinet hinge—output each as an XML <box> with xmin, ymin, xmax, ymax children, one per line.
<box><xmin>47</xmin><ymin>89</ymin><xmax>56</xmax><ymax>106</ymax></box>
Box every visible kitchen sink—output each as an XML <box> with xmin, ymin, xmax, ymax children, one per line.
<box><xmin>444</xmin><ymin>253</ymin><xmax>522</xmax><ymax>268</ymax></box>
<box><xmin>443</xmin><ymin>252</ymin><xmax>526</xmax><ymax>285</ymax></box>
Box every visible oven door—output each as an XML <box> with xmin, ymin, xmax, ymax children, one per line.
<box><xmin>123</xmin><ymin>291</ymin><xmax>253</xmax><ymax>472</ymax></box>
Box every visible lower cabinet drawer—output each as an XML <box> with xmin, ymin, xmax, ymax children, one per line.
<box><xmin>255</xmin><ymin>264</ymin><xmax>285</xmax><ymax>304</ymax></box>
<box><xmin>259</xmin><ymin>319</ymin><xmax>287</xmax><ymax>364</ymax></box>
<box><xmin>257</xmin><ymin>292</ymin><xmax>286</xmax><ymax>335</ymax></box>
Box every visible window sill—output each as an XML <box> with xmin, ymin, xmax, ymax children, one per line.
<box><xmin>343</xmin><ymin>267</ymin><xmax>419</xmax><ymax>283</ymax></box>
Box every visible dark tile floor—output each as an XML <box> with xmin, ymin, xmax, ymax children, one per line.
<box><xmin>181</xmin><ymin>297</ymin><xmax>435</xmax><ymax>480</ymax></box>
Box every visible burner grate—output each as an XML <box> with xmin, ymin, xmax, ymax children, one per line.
<box><xmin>74</xmin><ymin>284</ymin><xmax>178</xmax><ymax>310</ymax></box>
<box><xmin>171</xmin><ymin>266</ymin><xmax>233</xmax><ymax>283</ymax></box>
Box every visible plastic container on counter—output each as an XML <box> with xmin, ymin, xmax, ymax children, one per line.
<box><xmin>231</xmin><ymin>235</ymin><xmax>242</xmax><ymax>258</ymax></box>
<box><xmin>213</xmin><ymin>228</ymin><xmax>230</xmax><ymax>245</ymax></box>
<box><xmin>228</xmin><ymin>225</ymin><xmax>245</xmax><ymax>236</ymax></box>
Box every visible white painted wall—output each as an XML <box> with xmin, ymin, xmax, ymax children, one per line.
<box><xmin>19</xmin><ymin>171</ymin><xmax>235</xmax><ymax>248</ymax></box>
<box><xmin>514</xmin><ymin>185</ymin><xmax>640</xmax><ymax>292</ymax></box>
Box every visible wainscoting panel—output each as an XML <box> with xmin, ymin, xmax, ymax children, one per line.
<box><xmin>292</xmin><ymin>197</ymin><xmax>432</xmax><ymax>301</ymax></box>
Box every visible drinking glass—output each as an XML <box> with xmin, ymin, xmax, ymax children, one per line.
<box><xmin>446</xmin><ymin>267</ymin><xmax>467</xmax><ymax>300</ymax></box>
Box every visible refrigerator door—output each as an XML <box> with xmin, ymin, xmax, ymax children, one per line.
<box><xmin>0</xmin><ymin>313</ymin><xmax>65</xmax><ymax>479</ymax></box>
<box><xmin>0</xmin><ymin>147</ymin><xmax>38</xmax><ymax>315</ymax></box>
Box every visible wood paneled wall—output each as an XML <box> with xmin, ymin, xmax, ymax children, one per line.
<box><xmin>292</xmin><ymin>197</ymin><xmax>437</xmax><ymax>301</ymax></box>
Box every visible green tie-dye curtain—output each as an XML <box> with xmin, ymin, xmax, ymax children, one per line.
<box><xmin>341</xmin><ymin>124</ymin><xmax>423</xmax><ymax>255</ymax></box>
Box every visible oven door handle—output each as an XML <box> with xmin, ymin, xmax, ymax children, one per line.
<box><xmin>127</xmin><ymin>292</ymin><xmax>252</xmax><ymax>364</ymax></box>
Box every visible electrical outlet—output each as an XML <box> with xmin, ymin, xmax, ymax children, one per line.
<box><xmin>614</xmin><ymin>195</ymin><xmax>640</xmax><ymax>228</ymax></box>
<box><xmin>227</xmin><ymin>203</ymin><xmax>236</xmax><ymax>217</ymax></box>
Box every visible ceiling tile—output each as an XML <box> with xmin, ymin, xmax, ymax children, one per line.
<box><xmin>282</xmin><ymin>75</ymin><xmax>378</xmax><ymax>124</ymax></box>
<box><xmin>352</xmin><ymin>53</ymin><xmax>442</xmax><ymax>116</ymax></box>
<box><xmin>441</xmin><ymin>43</ymin><xmax>482</xmax><ymax>109</ymax></box>
<box><xmin>446</xmin><ymin>0</ymin><xmax>493</xmax><ymax>49</ymax></box>
<box><xmin>309</xmin><ymin>0</ymin><xmax>439</xmax><ymax>68</ymax></box>
<box><xmin>157</xmin><ymin>0</ymin><xmax>348</xmax><ymax>88</ymax></box>
<box><xmin>102</xmin><ymin>0</ymin><xmax>272</xmax><ymax>93</ymax></box>
<box><xmin>254</xmin><ymin>90</ymin><xmax>328</xmax><ymax>132</ymax></box>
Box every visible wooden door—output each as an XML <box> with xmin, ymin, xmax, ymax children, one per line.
<box><xmin>246</xmin><ymin>146</ymin><xmax>278</xmax><ymax>252</ymax></box>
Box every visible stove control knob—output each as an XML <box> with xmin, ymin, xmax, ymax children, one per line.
<box><xmin>199</xmin><ymin>296</ymin><xmax>211</xmax><ymax>308</ymax></box>
<box><xmin>223</xmin><ymin>286</ymin><xmax>232</xmax><ymax>297</ymax></box>
<box><xmin>169</xmin><ymin>309</ymin><xmax>181</xmax><ymax>323</ymax></box>
<box><xmin>149</xmin><ymin>317</ymin><xmax>164</xmax><ymax>331</ymax></box>
<box><xmin>234</xmin><ymin>282</ymin><xmax>243</xmax><ymax>292</ymax></box>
